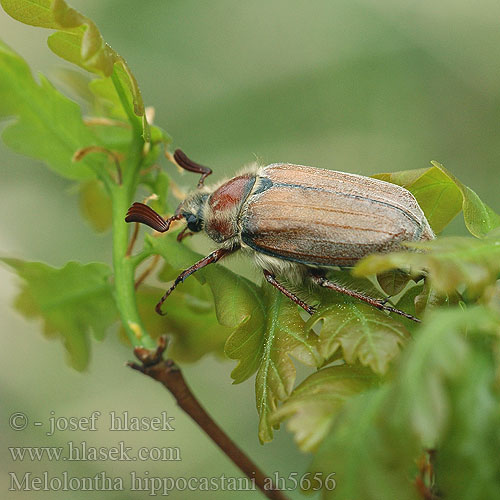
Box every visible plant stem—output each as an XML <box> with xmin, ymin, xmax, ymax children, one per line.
<box><xmin>129</xmin><ymin>338</ymin><xmax>289</xmax><ymax>500</ymax></box>
<box><xmin>111</xmin><ymin>182</ymin><xmax>156</xmax><ymax>349</ymax></box>
<box><xmin>111</xmin><ymin>69</ymin><xmax>143</xmax><ymax>140</ymax></box>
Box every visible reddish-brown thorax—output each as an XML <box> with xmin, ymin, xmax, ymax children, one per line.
<box><xmin>205</xmin><ymin>174</ymin><xmax>255</xmax><ymax>240</ymax></box>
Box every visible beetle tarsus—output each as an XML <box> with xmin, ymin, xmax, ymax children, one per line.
<box><xmin>263</xmin><ymin>270</ymin><xmax>316</xmax><ymax>315</ymax></box>
<box><xmin>376</xmin><ymin>297</ymin><xmax>391</xmax><ymax>306</ymax></box>
<box><xmin>177</xmin><ymin>227</ymin><xmax>195</xmax><ymax>242</ymax></box>
<box><xmin>311</xmin><ymin>274</ymin><xmax>421</xmax><ymax>323</ymax></box>
<box><xmin>155</xmin><ymin>247</ymin><xmax>236</xmax><ymax>315</ymax></box>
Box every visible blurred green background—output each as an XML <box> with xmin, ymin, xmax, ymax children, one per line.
<box><xmin>1</xmin><ymin>1</ymin><xmax>500</xmax><ymax>498</ymax></box>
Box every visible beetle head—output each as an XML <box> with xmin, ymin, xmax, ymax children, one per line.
<box><xmin>177</xmin><ymin>191</ymin><xmax>209</xmax><ymax>233</ymax></box>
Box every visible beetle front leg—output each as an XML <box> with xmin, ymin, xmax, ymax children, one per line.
<box><xmin>176</xmin><ymin>226</ymin><xmax>195</xmax><ymax>242</ymax></box>
<box><xmin>263</xmin><ymin>270</ymin><xmax>315</xmax><ymax>315</ymax></box>
<box><xmin>156</xmin><ymin>247</ymin><xmax>235</xmax><ymax>315</ymax></box>
<box><xmin>310</xmin><ymin>274</ymin><xmax>421</xmax><ymax>323</ymax></box>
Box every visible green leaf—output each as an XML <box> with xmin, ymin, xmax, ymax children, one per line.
<box><xmin>376</xmin><ymin>269</ymin><xmax>411</xmax><ymax>296</ymax></box>
<box><xmin>374</xmin><ymin>165</ymin><xmax>462</xmax><ymax>234</ymax></box>
<box><xmin>52</xmin><ymin>67</ymin><xmax>94</xmax><ymax>103</ymax></box>
<box><xmin>0</xmin><ymin>40</ymin><xmax>101</xmax><ymax>180</ymax></box>
<box><xmin>270</xmin><ymin>365</ymin><xmax>377</xmax><ymax>452</ymax></box>
<box><xmin>1</xmin><ymin>0</ymin><xmax>150</xmax><ymax>140</ymax></box>
<box><xmin>254</xmin><ymin>286</ymin><xmax>321</xmax><ymax>443</ymax></box>
<box><xmin>433</xmin><ymin>351</ymin><xmax>500</xmax><ymax>500</ymax></box>
<box><xmin>413</xmin><ymin>279</ymin><xmax>461</xmax><ymax>317</ymax></box>
<box><xmin>374</xmin><ymin>162</ymin><xmax>500</xmax><ymax>237</ymax></box>
<box><xmin>89</xmin><ymin>75</ymin><xmax>129</xmax><ymax>120</ymax></box>
<box><xmin>390</xmin><ymin>307</ymin><xmax>496</xmax><ymax>447</ymax></box>
<box><xmin>431</xmin><ymin>161</ymin><xmax>500</xmax><ymax>238</ymax></box>
<box><xmin>310</xmin><ymin>307</ymin><xmax>500</xmax><ymax>500</ymax></box>
<box><xmin>134</xmin><ymin>285</ymin><xmax>230</xmax><ymax>362</ymax></box>
<box><xmin>211</xmin><ymin>275</ymin><xmax>267</xmax><ymax>381</ymax></box>
<box><xmin>78</xmin><ymin>179</ymin><xmax>112</xmax><ymax>232</ymax></box>
<box><xmin>310</xmin><ymin>386</ymin><xmax>420</xmax><ymax>500</ymax></box>
<box><xmin>140</xmin><ymin>169</ymin><xmax>172</xmax><ymax>215</ymax></box>
<box><xmin>307</xmin><ymin>298</ymin><xmax>410</xmax><ymax>375</ymax></box>
<box><xmin>2</xmin><ymin>259</ymin><xmax>118</xmax><ymax>370</ymax></box>
<box><xmin>354</xmin><ymin>236</ymin><xmax>500</xmax><ymax>298</ymax></box>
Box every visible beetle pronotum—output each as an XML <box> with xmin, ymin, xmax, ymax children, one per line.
<box><xmin>126</xmin><ymin>150</ymin><xmax>434</xmax><ymax>322</ymax></box>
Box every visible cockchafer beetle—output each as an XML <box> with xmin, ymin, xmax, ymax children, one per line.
<box><xmin>125</xmin><ymin>150</ymin><xmax>434</xmax><ymax>322</ymax></box>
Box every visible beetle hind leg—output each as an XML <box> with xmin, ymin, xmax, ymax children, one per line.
<box><xmin>375</xmin><ymin>296</ymin><xmax>391</xmax><ymax>306</ymax></box>
<box><xmin>263</xmin><ymin>270</ymin><xmax>315</xmax><ymax>315</ymax></box>
<box><xmin>311</xmin><ymin>274</ymin><xmax>421</xmax><ymax>323</ymax></box>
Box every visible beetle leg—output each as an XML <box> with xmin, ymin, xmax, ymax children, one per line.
<box><xmin>155</xmin><ymin>247</ymin><xmax>235</xmax><ymax>315</ymax></box>
<box><xmin>176</xmin><ymin>226</ymin><xmax>195</xmax><ymax>242</ymax></box>
<box><xmin>311</xmin><ymin>274</ymin><xmax>421</xmax><ymax>323</ymax></box>
<box><xmin>376</xmin><ymin>296</ymin><xmax>391</xmax><ymax>306</ymax></box>
<box><xmin>263</xmin><ymin>270</ymin><xmax>315</xmax><ymax>315</ymax></box>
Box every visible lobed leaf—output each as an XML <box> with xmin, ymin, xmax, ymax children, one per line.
<box><xmin>0</xmin><ymin>40</ymin><xmax>102</xmax><ymax>180</ymax></box>
<box><xmin>307</xmin><ymin>298</ymin><xmax>410</xmax><ymax>375</ymax></box>
<box><xmin>413</xmin><ymin>279</ymin><xmax>461</xmax><ymax>317</ymax></box>
<box><xmin>310</xmin><ymin>386</ymin><xmax>420</xmax><ymax>500</ymax></box>
<box><xmin>374</xmin><ymin>162</ymin><xmax>500</xmax><ymax>237</ymax></box>
<box><xmin>89</xmin><ymin>75</ymin><xmax>130</xmax><ymax>121</ymax></box>
<box><xmin>354</xmin><ymin>235</ymin><xmax>500</xmax><ymax>298</ymax></box>
<box><xmin>433</xmin><ymin>352</ymin><xmax>500</xmax><ymax>500</ymax></box>
<box><xmin>1</xmin><ymin>0</ymin><xmax>150</xmax><ymax>139</ymax></box>
<box><xmin>2</xmin><ymin>259</ymin><xmax>118</xmax><ymax>370</ymax></box>
<box><xmin>310</xmin><ymin>306</ymin><xmax>500</xmax><ymax>499</ymax></box>
<box><xmin>134</xmin><ymin>284</ymin><xmax>230</xmax><ymax>362</ymax></box>
<box><xmin>376</xmin><ymin>269</ymin><xmax>411</xmax><ymax>296</ymax></box>
<box><xmin>254</xmin><ymin>286</ymin><xmax>321</xmax><ymax>443</ymax></box>
<box><xmin>78</xmin><ymin>179</ymin><xmax>112</xmax><ymax>232</ymax></box>
<box><xmin>395</xmin><ymin>281</ymin><xmax>461</xmax><ymax>322</ymax></box>
<box><xmin>390</xmin><ymin>307</ymin><xmax>497</xmax><ymax>447</ymax></box>
<box><xmin>270</xmin><ymin>365</ymin><xmax>377</xmax><ymax>452</ymax></box>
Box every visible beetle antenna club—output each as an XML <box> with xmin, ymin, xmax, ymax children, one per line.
<box><xmin>126</xmin><ymin>150</ymin><xmax>434</xmax><ymax>321</ymax></box>
<box><xmin>125</xmin><ymin>202</ymin><xmax>182</xmax><ymax>232</ymax></box>
<box><xmin>173</xmin><ymin>149</ymin><xmax>212</xmax><ymax>188</ymax></box>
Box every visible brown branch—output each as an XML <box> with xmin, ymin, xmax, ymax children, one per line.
<box><xmin>134</xmin><ymin>254</ymin><xmax>160</xmax><ymax>289</ymax></box>
<box><xmin>128</xmin><ymin>337</ymin><xmax>289</xmax><ymax>500</ymax></box>
<box><xmin>73</xmin><ymin>145</ymin><xmax>123</xmax><ymax>185</ymax></box>
<box><xmin>83</xmin><ymin>117</ymin><xmax>131</xmax><ymax>129</ymax></box>
<box><xmin>126</xmin><ymin>223</ymin><xmax>140</xmax><ymax>257</ymax></box>
<box><xmin>415</xmin><ymin>448</ymin><xmax>440</xmax><ymax>500</ymax></box>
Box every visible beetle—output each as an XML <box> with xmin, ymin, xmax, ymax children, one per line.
<box><xmin>125</xmin><ymin>149</ymin><xmax>434</xmax><ymax>322</ymax></box>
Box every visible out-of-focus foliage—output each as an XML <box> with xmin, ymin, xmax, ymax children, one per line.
<box><xmin>1</xmin><ymin>0</ymin><xmax>149</xmax><ymax>137</ymax></box>
<box><xmin>271</xmin><ymin>365</ymin><xmax>377</xmax><ymax>452</ymax></box>
<box><xmin>354</xmin><ymin>236</ymin><xmax>500</xmax><ymax>298</ymax></box>
<box><xmin>2</xmin><ymin>2</ymin><xmax>500</xmax><ymax>499</ymax></box>
<box><xmin>1</xmin><ymin>259</ymin><xmax>117</xmax><ymax>370</ymax></box>
<box><xmin>307</xmin><ymin>307</ymin><xmax>500</xmax><ymax>500</ymax></box>
<box><xmin>0</xmin><ymin>39</ymin><xmax>99</xmax><ymax>179</ymax></box>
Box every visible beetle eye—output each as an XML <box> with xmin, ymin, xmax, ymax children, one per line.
<box><xmin>186</xmin><ymin>214</ymin><xmax>202</xmax><ymax>232</ymax></box>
